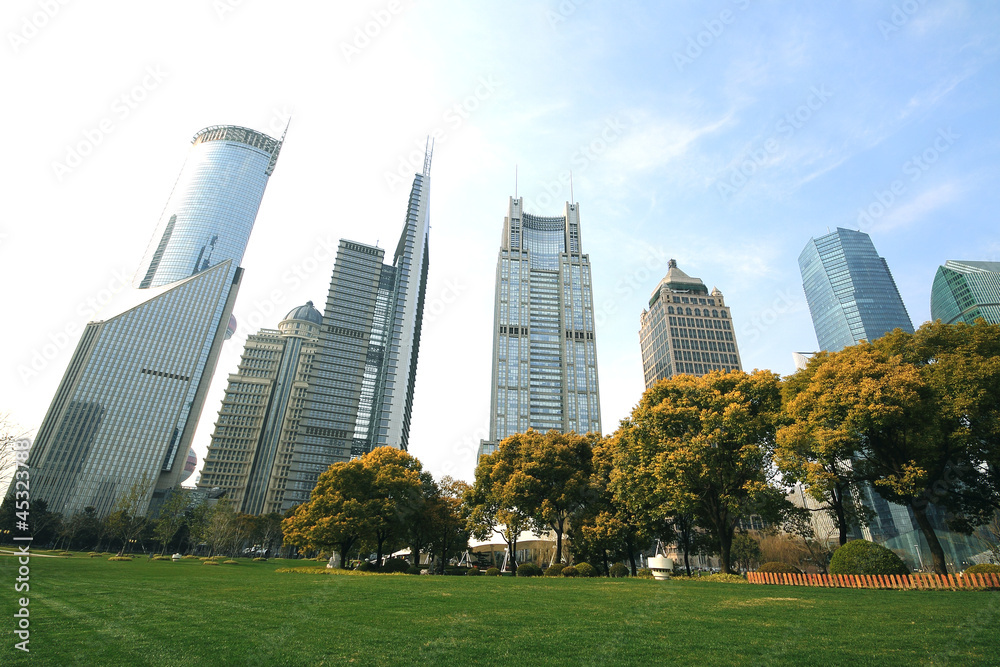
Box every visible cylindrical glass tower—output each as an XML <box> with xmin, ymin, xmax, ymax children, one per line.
<box><xmin>136</xmin><ymin>125</ymin><xmax>282</xmax><ymax>289</ymax></box>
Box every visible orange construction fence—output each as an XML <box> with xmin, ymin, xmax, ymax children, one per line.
<box><xmin>746</xmin><ymin>571</ymin><xmax>1000</xmax><ymax>590</ymax></box>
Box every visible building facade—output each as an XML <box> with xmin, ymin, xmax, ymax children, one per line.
<box><xmin>639</xmin><ymin>259</ymin><xmax>742</xmax><ymax>387</ymax></box>
<box><xmin>478</xmin><ymin>197</ymin><xmax>602</xmax><ymax>459</ymax></box>
<box><xmin>280</xmin><ymin>145</ymin><xmax>432</xmax><ymax>510</ymax></box>
<box><xmin>196</xmin><ymin>302</ymin><xmax>321</xmax><ymax>515</ymax></box>
<box><xmin>930</xmin><ymin>260</ymin><xmax>1000</xmax><ymax>325</ymax></box>
<box><xmin>21</xmin><ymin>125</ymin><xmax>283</xmax><ymax>517</ymax></box>
<box><xmin>799</xmin><ymin>227</ymin><xmax>914</xmax><ymax>352</ymax></box>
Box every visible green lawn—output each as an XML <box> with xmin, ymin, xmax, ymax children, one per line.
<box><xmin>1</xmin><ymin>553</ymin><xmax>997</xmax><ymax>666</ymax></box>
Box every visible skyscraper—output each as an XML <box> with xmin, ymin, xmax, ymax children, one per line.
<box><xmin>478</xmin><ymin>197</ymin><xmax>602</xmax><ymax>459</ymax></box>
<box><xmin>799</xmin><ymin>227</ymin><xmax>913</xmax><ymax>352</ymax></box>
<box><xmin>280</xmin><ymin>145</ymin><xmax>432</xmax><ymax>510</ymax></box>
<box><xmin>197</xmin><ymin>302</ymin><xmax>322</xmax><ymax>515</ymax></box>
<box><xmin>21</xmin><ymin>124</ymin><xmax>284</xmax><ymax>517</ymax></box>
<box><xmin>930</xmin><ymin>260</ymin><xmax>1000</xmax><ymax>325</ymax></box>
<box><xmin>638</xmin><ymin>260</ymin><xmax>742</xmax><ymax>387</ymax></box>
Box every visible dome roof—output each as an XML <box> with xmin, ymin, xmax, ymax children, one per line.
<box><xmin>283</xmin><ymin>301</ymin><xmax>322</xmax><ymax>325</ymax></box>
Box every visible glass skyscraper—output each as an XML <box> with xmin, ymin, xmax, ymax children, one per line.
<box><xmin>639</xmin><ymin>260</ymin><xmax>742</xmax><ymax>387</ymax></box>
<box><xmin>280</xmin><ymin>146</ymin><xmax>432</xmax><ymax>510</ymax></box>
<box><xmin>478</xmin><ymin>197</ymin><xmax>602</xmax><ymax>459</ymax></box>
<box><xmin>930</xmin><ymin>260</ymin><xmax>1000</xmax><ymax>325</ymax></box>
<box><xmin>21</xmin><ymin>125</ymin><xmax>284</xmax><ymax>517</ymax></box>
<box><xmin>799</xmin><ymin>227</ymin><xmax>913</xmax><ymax>352</ymax></box>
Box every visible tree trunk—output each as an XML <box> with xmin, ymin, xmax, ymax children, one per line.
<box><xmin>717</xmin><ymin>521</ymin><xmax>735</xmax><ymax>574</ymax></box>
<box><xmin>910</xmin><ymin>501</ymin><xmax>948</xmax><ymax>574</ymax></box>
<box><xmin>832</xmin><ymin>484</ymin><xmax>849</xmax><ymax>546</ymax></box>
<box><xmin>602</xmin><ymin>550</ymin><xmax>610</xmax><ymax>577</ymax></box>
<box><xmin>684</xmin><ymin>546</ymin><xmax>691</xmax><ymax>576</ymax></box>
<box><xmin>554</xmin><ymin>521</ymin><xmax>563</xmax><ymax>565</ymax></box>
<box><xmin>625</xmin><ymin>534</ymin><xmax>637</xmax><ymax>575</ymax></box>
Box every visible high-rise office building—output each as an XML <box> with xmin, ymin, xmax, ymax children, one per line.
<box><xmin>639</xmin><ymin>259</ymin><xmax>742</xmax><ymax>387</ymax></box>
<box><xmin>799</xmin><ymin>227</ymin><xmax>913</xmax><ymax>352</ymax></box>
<box><xmin>21</xmin><ymin>124</ymin><xmax>284</xmax><ymax>517</ymax></box>
<box><xmin>280</xmin><ymin>145</ymin><xmax>432</xmax><ymax>510</ymax></box>
<box><xmin>930</xmin><ymin>260</ymin><xmax>1000</xmax><ymax>325</ymax></box>
<box><xmin>798</xmin><ymin>230</ymin><xmax>982</xmax><ymax>570</ymax></box>
<box><xmin>197</xmin><ymin>302</ymin><xmax>322</xmax><ymax>515</ymax></box>
<box><xmin>478</xmin><ymin>197</ymin><xmax>602</xmax><ymax>459</ymax></box>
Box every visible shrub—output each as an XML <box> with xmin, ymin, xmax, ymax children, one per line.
<box><xmin>382</xmin><ymin>558</ymin><xmax>410</xmax><ymax>573</ymax></box>
<box><xmin>108</xmin><ymin>556</ymin><xmax>132</xmax><ymax>561</ymax></box>
<box><xmin>355</xmin><ymin>562</ymin><xmax>374</xmax><ymax>572</ymax></box>
<box><xmin>89</xmin><ymin>552</ymin><xmax>102</xmax><ymax>558</ymax></box>
<box><xmin>405</xmin><ymin>566</ymin><xmax>422</xmax><ymax>575</ymax></box>
<box><xmin>965</xmin><ymin>563</ymin><xmax>1000</xmax><ymax>574</ymax></box>
<box><xmin>544</xmin><ymin>564</ymin><xmax>565</xmax><ymax>577</ymax></box>
<box><xmin>636</xmin><ymin>568</ymin><xmax>653</xmax><ymax>579</ymax></box>
<box><xmin>574</xmin><ymin>562</ymin><xmax>596</xmax><ymax>578</ymax></box>
<box><xmin>57</xmin><ymin>551</ymin><xmax>73</xmax><ymax>556</ymax></box>
<box><xmin>609</xmin><ymin>563</ymin><xmax>630</xmax><ymax>578</ymax></box>
<box><xmin>516</xmin><ymin>563</ymin><xmax>542</xmax><ymax>577</ymax></box>
<box><xmin>253</xmin><ymin>557</ymin><xmax>268</xmax><ymax>562</ymax></box>
<box><xmin>486</xmin><ymin>567</ymin><xmax>501</xmax><ymax>577</ymax></box>
<box><xmin>701</xmin><ymin>573</ymin><xmax>748</xmax><ymax>584</ymax></box>
<box><xmin>182</xmin><ymin>555</ymin><xmax>199</xmax><ymax>560</ymax></box>
<box><xmin>757</xmin><ymin>561</ymin><xmax>804</xmax><ymax>575</ymax></box>
<box><xmin>223</xmin><ymin>560</ymin><xmax>239</xmax><ymax>565</ymax></box>
<box><xmin>152</xmin><ymin>555</ymin><xmax>172</xmax><ymax>561</ymax></box>
<box><xmin>466</xmin><ymin>567</ymin><xmax>483</xmax><ymax>576</ymax></box>
<box><xmin>203</xmin><ymin>560</ymin><xmax>220</xmax><ymax>566</ymax></box>
<box><xmin>561</xmin><ymin>565</ymin><xmax>579</xmax><ymax>577</ymax></box>
<box><xmin>829</xmin><ymin>540</ymin><xmax>908</xmax><ymax>576</ymax></box>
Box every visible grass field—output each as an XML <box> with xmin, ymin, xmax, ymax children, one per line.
<box><xmin>1</xmin><ymin>552</ymin><xmax>997</xmax><ymax>666</ymax></box>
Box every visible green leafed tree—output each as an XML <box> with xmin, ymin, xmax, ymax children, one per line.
<box><xmin>613</xmin><ymin>370</ymin><xmax>787</xmax><ymax>574</ymax></box>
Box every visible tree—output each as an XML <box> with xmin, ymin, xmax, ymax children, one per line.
<box><xmin>777</xmin><ymin>352</ymin><xmax>875</xmax><ymax>545</ymax></box>
<box><xmin>153</xmin><ymin>488</ymin><xmax>190</xmax><ymax>554</ymax></box>
<box><xmin>426</xmin><ymin>476</ymin><xmax>471</xmax><ymax>573</ymax></box>
<box><xmin>505</xmin><ymin>430</ymin><xmax>596</xmax><ymax>565</ymax></box>
<box><xmin>106</xmin><ymin>476</ymin><xmax>151</xmax><ymax>555</ymax></box>
<box><xmin>613</xmin><ymin>370</ymin><xmax>787</xmax><ymax>574</ymax></box>
<box><xmin>781</xmin><ymin>321</ymin><xmax>1000</xmax><ymax>574</ymax></box>
<box><xmin>466</xmin><ymin>440</ymin><xmax>532</xmax><ymax>571</ymax></box>
<box><xmin>283</xmin><ymin>447</ymin><xmax>424</xmax><ymax>568</ymax></box>
<box><xmin>730</xmin><ymin>532</ymin><xmax>762</xmax><ymax>572</ymax></box>
<box><xmin>360</xmin><ymin>447</ymin><xmax>424</xmax><ymax>566</ymax></box>
<box><xmin>576</xmin><ymin>435</ymin><xmax>651</xmax><ymax>575</ymax></box>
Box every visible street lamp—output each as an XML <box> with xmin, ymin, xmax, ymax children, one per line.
<box><xmin>912</xmin><ymin>543</ymin><xmax>925</xmax><ymax>571</ymax></box>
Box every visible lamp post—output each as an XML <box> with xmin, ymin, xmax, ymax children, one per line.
<box><xmin>912</xmin><ymin>543</ymin><xmax>925</xmax><ymax>571</ymax></box>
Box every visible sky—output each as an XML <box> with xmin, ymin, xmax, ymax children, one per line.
<box><xmin>2</xmin><ymin>0</ymin><xmax>999</xmax><ymax>487</ymax></box>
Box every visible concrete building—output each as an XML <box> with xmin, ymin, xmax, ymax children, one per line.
<box><xmin>20</xmin><ymin>124</ymin><xmax>283</xmax><ymax>517</ymax></box>
<box><xmin>639</xmin><ymin>259</ymin><xmax>742</xmax><ymax>387</ymax></box>
<box><xmin>280</xmin><ymin>144</ymin><xmax>433</xmax><ymax>510</ymax></box>
<box><xmin>478</xmin><ymin>197</ymin><xmax>602</xmax><ymax>460</ymax></box>
<box><xmin>197</xmin><ymin>303</ymin><xmax>322</xmax><ymax>514</ymax></box>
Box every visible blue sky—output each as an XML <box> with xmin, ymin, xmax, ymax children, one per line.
<box><xmin>2</xmin><ymin>0</ymin><xmax>999</xmax><ymax>484</ymax></box>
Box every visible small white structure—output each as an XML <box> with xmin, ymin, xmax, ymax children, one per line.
<box><xmin>648</xmin><ymin>541</ymin><xmax>673</xmax><ymax>580</ymax></box>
